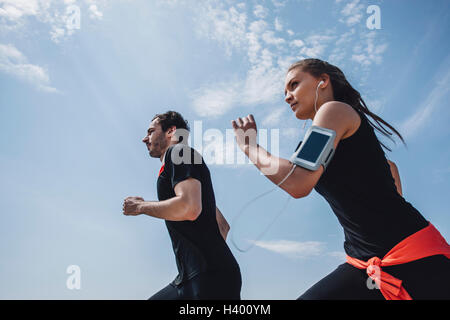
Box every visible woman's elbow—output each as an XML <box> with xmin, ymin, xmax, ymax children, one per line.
<box><xmin>289</xmin><ymin>187</ymin><xmax>311</xmax><ymax>199</ymax></box>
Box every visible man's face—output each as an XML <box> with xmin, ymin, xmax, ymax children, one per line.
<box><xmin>142</xmin><ymin>119</ymin><xmax>170</xmax><ymax>158</ymax></box>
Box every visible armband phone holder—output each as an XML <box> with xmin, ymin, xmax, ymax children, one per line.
<box><xmin>231</xmin><ymin>125</ymin><xmax>336</xmax><ymax>252</ymax></box>
<box><xmin>290</xmin><ymin>125</ymin><xmax>336</xmax><ymax>171</ymax></box>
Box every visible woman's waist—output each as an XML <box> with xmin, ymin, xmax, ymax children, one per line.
<box><xmin>342</xmin><ymin>220</ymin><xmax>429</xmax><ymax>261</ymax></box>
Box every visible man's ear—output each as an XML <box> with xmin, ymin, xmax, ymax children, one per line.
<box><xmin>167</xmin><ymin>126</ymin><xmax>178</xmax><ymax>142</ymax></box>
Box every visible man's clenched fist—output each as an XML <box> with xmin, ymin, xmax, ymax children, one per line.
<box><xmin>123</xmin><ymin>196</ymin><xmax>144</xmax><ymax>216</ymax></box>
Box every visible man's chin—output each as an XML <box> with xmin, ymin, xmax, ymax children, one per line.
<box><xmin>148</xmin><ymin>150</ymin><xmax>161</xmax><ymax>158</ymax></box>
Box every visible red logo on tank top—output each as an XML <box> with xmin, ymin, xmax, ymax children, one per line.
<box><xmin>158</xmin><ymin>164</ymin><xmax>165</xmax><ymax>177</ymax></box>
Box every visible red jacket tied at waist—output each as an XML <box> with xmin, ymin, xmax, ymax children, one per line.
<box><xmin>346</xmin><ymin>222</ymin><xmax>450</xmax><ymax>300</ymax></box>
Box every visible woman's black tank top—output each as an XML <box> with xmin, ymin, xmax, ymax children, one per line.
<box><xmin>313</xmin><ymin>108</ymin><xmax>428</xmax><ymax>261</ymax></box>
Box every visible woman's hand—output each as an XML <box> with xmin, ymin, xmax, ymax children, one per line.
<box><xmin>231</xmin><ymin>114</ymin><xmax>258</xmax><ymax>154</ymax></box>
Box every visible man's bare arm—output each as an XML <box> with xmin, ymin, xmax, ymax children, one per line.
<box><xmin>123</xmin><ymin>178</ymin><xmax>202</xmax><ymax>221</ymax></box>
<box><xmin>216</xmin><ymin>207</ymin><xmax>230</xmax><ymax>240</ymax></box>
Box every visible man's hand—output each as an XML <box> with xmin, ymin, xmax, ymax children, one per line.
<box><xmin>123</xmin><ymin>196</ymin><xmax>144</xmax><ymax>216</ymax></box>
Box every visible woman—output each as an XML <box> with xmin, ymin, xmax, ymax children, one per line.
<box><xmin>231</xmin><ymin>58</ymin><xmax>450</xmax><ymax>300</ymax></box>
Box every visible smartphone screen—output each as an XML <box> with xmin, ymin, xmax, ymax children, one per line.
<box><xmin>296</xmin><ymin>131</ymin><xmax>330</xmax><ymax>163</ymax></box>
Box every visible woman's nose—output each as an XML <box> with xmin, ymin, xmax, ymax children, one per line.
<box><xmin>285</xmin><ymin>92</ymin><xmax>293</xmax><ymax>104</ymax></box>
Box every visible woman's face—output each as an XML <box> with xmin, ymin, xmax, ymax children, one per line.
<box><xmin>284</xmin><ymin>67</ymin><xmax>322</xmax><ymax>120</ymax></box>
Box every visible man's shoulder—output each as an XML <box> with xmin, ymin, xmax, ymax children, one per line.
<box><xmin>166</xmin><ymin>144</ymin><xmax>204</xmax><ymax>166</ymax></box>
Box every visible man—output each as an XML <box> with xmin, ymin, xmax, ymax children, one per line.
<box><xmin>123</xmin><ymin>111</ymin><xmax>241</xmax><ymax>300</ymax></box>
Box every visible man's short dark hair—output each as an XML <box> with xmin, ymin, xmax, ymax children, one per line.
<box><xmin>152</xmin><ymin>110</ymin><xmax>190</xmax><ymax>133</ymax></box>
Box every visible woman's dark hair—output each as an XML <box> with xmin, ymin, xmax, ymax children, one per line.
<box><xmin>288</xmin><ymin>58</ymin><xmax>405</xmax><ymax>152</ymax></box>
<box><xmin>152</xmin><ymin>110</ymin><xmax>190</xmax><ymax>132</ymax></box>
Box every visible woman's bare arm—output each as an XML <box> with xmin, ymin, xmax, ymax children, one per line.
<box><xmin>387</xmin><ymin>160</ymin><xmax>403</xmax><ymax>196</ymax></box>
<box><xmin>232</xmin><ymin>102</ymin><xmax>360</xmax><ymax>199</ymax></box>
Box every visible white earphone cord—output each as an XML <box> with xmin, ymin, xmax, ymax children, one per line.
<box><xmin>315</xmin><ymin>80</ymin><xmax>323</xmax><ymax>114</ymax></box>
<box><xmin>303</xmin><ymin>80</ymin><xmax>323</xmax><ymax>129</ymax></box>
<box><xmin>231</xmin><ymin>163</ymin><xmax>297</xmax><ymax>252</ymax></box>
<box><xmin>231</xmin><ymin>80</ymin><xmax>322</xmax><ymax>252</ymax></box>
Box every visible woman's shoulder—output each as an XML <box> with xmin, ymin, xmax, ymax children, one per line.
<box><xmin>315</xmin><ymin>101</ymin><xmax>362</xmax><ymax>140</ymax></box>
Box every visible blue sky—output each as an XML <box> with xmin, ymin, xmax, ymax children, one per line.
<box><xmin>0</xmin><ymin>0</ymin><xmax>449</xmax><ymax>299</ymax></box>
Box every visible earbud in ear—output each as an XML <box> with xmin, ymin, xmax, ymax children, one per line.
<box><xmin>318</xmin><ymin>80</ymin><xmax>325</xmax><ymax>88</ymax></box>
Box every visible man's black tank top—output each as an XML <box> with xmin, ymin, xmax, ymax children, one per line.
<box><xmin>313</xmin><ymin>107</ymin><xmax>428</xmax><ymax>261</ymax></box>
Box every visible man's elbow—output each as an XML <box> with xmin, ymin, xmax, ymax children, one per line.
<box><xmin>222</xmin><ymin>222</ymin><xmax>230</xmax><ymax>233</ymax></box>
<box><xmin>185</xmin><ymin>202</ymin><xmax>202</xmax><ymax>221</ymax></box>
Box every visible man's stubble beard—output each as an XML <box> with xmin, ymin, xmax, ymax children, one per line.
<box><xmin>149</xmin><ymin>135</ymin><xmax>168</xmax><ymax>158</ymax></box>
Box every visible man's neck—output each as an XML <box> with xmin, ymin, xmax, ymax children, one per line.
<box><xmin>160</xmin><ymin>142</ymin><xmax>177</xmax><ymax>163</ymax></box>
<box><xmin>160</xmin><ymin>148</ymin><xmax>168</xmax><ymax>163</ymax></box>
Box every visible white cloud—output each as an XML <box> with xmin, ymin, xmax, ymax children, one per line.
<box><xmin>195</xmin><ymin>3</ymin><xmax>247</xmax><ymax>57</ymax></box>
<box><xmin>399</xmin><ymin>58</ymin><xmax>450</xmax><ymax>139</ymax></box>
<box><xmin>290</xmin><ymin>39</ymin><xmax>304</xmax><ymax>48</ymax></box>
<box><xmin>351</xmin><ymin>31</ymin><xmax>388</xmax><ymax>66</ymax></box>
<box><xmin>253</xmin><ymin>4</ymin><xmax>268</xmax><ymax>19</ymax></box>
<box><xmin>177</xmin><ymin>0</ymin><xmax>388</xmax><ymax>117</ymax></box>
<box><xmin>252</xmin><ymin>239</ymin><xmax>347</xmax><ymax>260</ymax></box>
<box><xmin>364</xmin><ymin>98</ymin><xmax>384</xmax><ymax>114</ymax></box>
<box><xmin>201</xmin><ymin>129</ymin><xmax>253</xmax><ymax>168</ymax></box>
<box><xmin>248</xmin><ymin>19</ymin><xmax>267</xmax><ymax>34</ymax></box>
<box><xmin>0</xmin><ymin>43</ymin><xmax>24</xmax><ymax>61</ymax></box>
<box><xmin>277</xmin><ymin>55</ymin><xmax>300</xmax><ymax>72</ymax></box>
<box><xmin>242</xmin><ymin>51</ymin><xmax>285</xmax><ymax>105</ymax></box>
<box><xmin>328</xmin><ymin>29</ymin><xmax>355</xmax><ymax>64</ymax></box>
<box><xmin>191</xmin><ymin>82</ymin><xmax>239</xmax><ymax>118</ymax></box>
<box><xmin>262</xmin><ymin>31</ymin><xmax>285</xmax><ymax>46</ymax></box>
<box><xmin>0</xmin><ymin>0</ymin><xmax>106</xmax><ymax>42</ymax></box>
<box><xmin>88</xmin><ymin>4</ymin><xmax>103</xmax><ymax>20</ymax></box>
<box><xmin>272</xmin><ymin>0</ymin><xmax>287</xmax><ymax>8</ymax></box>
<box><xmin>192</xmin><ymin>58</ymin><xmax>285</xmax><ymax>118</ymax></box>
<box><xmin>339</xmin><ymin>0</ymin><xmax>364</xmax><ymax>26</ymax></box>
<box><xmin>252</xmin><ymin>240</ymin><xmax>326</xmax><ymax>258</ymax></box>
<box><xmin>236</xmin><ymin>2</ymin><xmax>245</xmax><ymax>10</ymax></box>
<box><xmin>281</xmin><ymin>127</ymin><xmax>302</xmax><ymax>140</ymax></box>
<box><xmin>300</xmin><ymin>34</ymin><xmax>335</xmax><ymax>58</ymax></box>
<box><xmin>187</xmin><ymin>2</ymin><xmax>308</xmax><ymax>117</ymax></box>
<box><xmin>261</xmin><ymin>107</ymin><xmax>286</xmax><ymax>126</ymax></box>
<box><xmin>0</xmin><ymin>43</ymin><xmax>57</xmax><ymax>92</ymax></box>
<box><xmin>327</xmin><ymin>251</ymin><xmax>347</xmax><ymax>261</ymax></box>
<box><xmin>331</xmin><ymin>2</ymin><xmax>388</xmax><ymax>69</ymax></box>
<box><xmin>274</xmin><ymin>17</ymin><xmax>282</xmax><ymax>31</ymax></box>
<box><xmin>50</xmin><ymin>29</ymin><xmax>64</xmax><ymax>43</ymax></box>
<box><xmin>191</xmin><ymin>2</ymin><xmax>286</xmax><ymax>117</ymax></box>
<box><xmin>0</xmin><ymin>0</ymin><xmax>41</xmax><ymax>20</ymax></box>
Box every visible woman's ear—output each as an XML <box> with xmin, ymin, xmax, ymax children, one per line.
<box><xmin>320</xmin><ymin>73</ymin><xmax>330</xmax><ymax>88</ymax></box>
